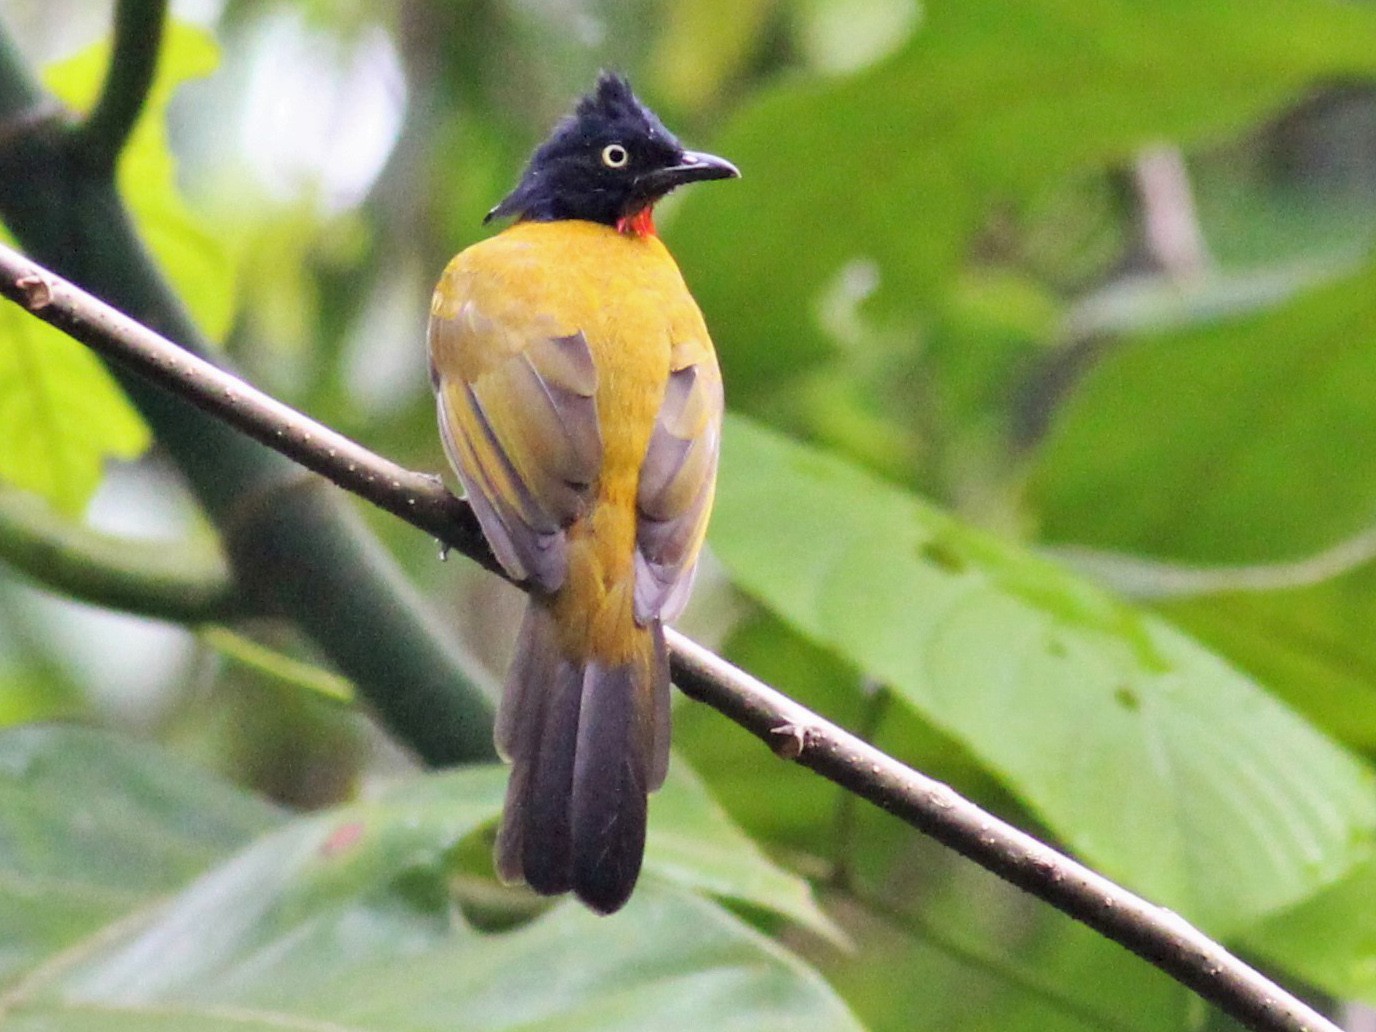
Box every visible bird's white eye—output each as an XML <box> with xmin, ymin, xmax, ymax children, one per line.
<box><xmin>601</xmin><ymin>143</ymin><xmax>629</xmax><ymax>168</ymax></box>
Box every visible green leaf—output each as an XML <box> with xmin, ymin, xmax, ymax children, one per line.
<box><xmin>821</xmin><ymin>839</ymin><xmax>1218</xmax><ymax>1032</ymax></box>
<box><xmin>1158</xmin><ymin>567</ymin><xmax>1376</xmax><ymax>752</ymax></box>
<box><xmin>669</xmin><ymin>0</ymin><xmax>1376</xmax><ymax>396</ymax></box>
<box><xmin>46</xmin><ymin>887</ymin><xmax>856</xmax><ymax>1032</ymax></box>
<box><xmin>1031</xmin><ymin>260</ymin><xmax>1376</xmax><ymax>563</ymax></box>
<box><xmin>647</xmin><ymin>759</ymin><xmax>842</xmax><ymax>942</ymax></box>
<box><xmin>1248</xmin><ymin>852</ymin><xmax>1376</xmax><ymax>1006</ymax></box>
<box><xmin>0</xmin><ymin>724</ymin><xmax>280</xmax><ymax>989</ymax></box>
<box><xmin>0</xmin><ymin>306</ymin><xmax>150</xmax><ymax>514</ymax></box>
<box><xmin>711</xmin><ymin>415</ymin><xmax>1376</xmax><ymax>935</ymax></box>
<box><xmin>0</xmin><ymin>727</ymin><xmax>858</xmax><ymax>1030</ymax></box>
<box><xmin>676</xmin><ymin>611</ymin><xmax>868</xmax><ymax>854</ymax></box>
<box><xmin>44</xmin><ymin>22</ymin><xmax>236</xmax><ymax>343</ymax></box>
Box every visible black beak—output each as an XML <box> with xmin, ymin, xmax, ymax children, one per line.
<box><xmin>637</xmin><ymin>149</ymin><xmax>740</xmax><ymax>198</ymax></box>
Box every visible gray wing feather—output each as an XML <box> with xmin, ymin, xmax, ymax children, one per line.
<box><xmin>634</xmin><ymin>363</ymin><xmax>722</xmax><ymax>624</ymax></box>
<box><xmin>433</xmin><ymin>330</ymin><xmax>602</xmax><ymax>593</ymax></box>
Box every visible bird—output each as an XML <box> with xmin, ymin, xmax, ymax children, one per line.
<box><xmin>427</xmin><ymin>72</ymin><xmax>738</xmax><ymax>914</ymax></box>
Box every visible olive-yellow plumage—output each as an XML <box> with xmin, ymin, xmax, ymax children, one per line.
<box><xmin>428</xmin><ymin>74</ymin><xmax>735</xmax><ymax>914</ymax></box>
<box><xmin>432</xmin><ymin>220</ymin><xmax>720</xmax><ymax>660</ymax></box>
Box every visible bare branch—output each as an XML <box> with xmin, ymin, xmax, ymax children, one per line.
<box><xmin>0</xmin><ymin>241</ymin><xmax>1339</xmax><ymax>1032</ymax></box>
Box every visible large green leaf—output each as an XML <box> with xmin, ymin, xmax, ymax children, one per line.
<box><xmin>0</xmin><ymin>725</ymin><xmax>857</xmax><ymax>1030</ymax></box>
<box><xmin>819</xmin><ymin>837</ymin><xmax>1229</xmax><ymax>1032</ymax></box>
<box><xmin>15</xmin><ymin>883</ymin><xmax>853</xmax><ymax>1032</ymax></box>
<box><xmin>647</xmin><ymin>761</ymin><xmax>839</xmax><ymax>939</ymax></box>
<box><xmin>668</xmin><ymin>0</ymin><xmax>1376</xmax><ymax>396</ymax></box>
<box><xmin>1158</xmin><ymin>565</ymin><xmax>1376</xmax><ymax>752</ymax></box>
<box><xmin>1248</xmin><ymin>851</ymin><xmax>1376</xmax><ymax>1007</ymax></box>
<box><xmin>0</xmin><ymin>724</ymin><xmax>280</xmax><ymax>989</ymax></box>
<box><xmin>0</xmin><ymin>667</ymin><xmax>82</xmax><ymax>728</ymax></box>
<box><xmin>710</xmin><ymin>415</ymin><xmax>1376</xmax><ymax>935</ymax></box>
<box><xmin>676</xmin><ymin>610</ymin><xmax>997</xmax><ymax>863</ymax></box>
<box><xmin>1031</xmin><ymin>260</ymin><xmax>1376</xmax><ymax>564</ymax></box>
<box><xmin>0</xmin><ymin>307</ymin><xmax>150</xmax><ymax>514</ymax></box>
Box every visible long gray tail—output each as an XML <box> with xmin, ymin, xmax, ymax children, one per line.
<box><xmin>493</xmin><ymin>601</ymin><xmax>670</xmax><ymax>914</ymax></box>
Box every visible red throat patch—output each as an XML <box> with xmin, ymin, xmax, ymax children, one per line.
<box><xmin>616</xmin><ymin>206</ymin><xmax>657</xmax><ymax>237</ymax></box>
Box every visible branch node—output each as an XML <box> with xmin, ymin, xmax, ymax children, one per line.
<box><xmin>15</xmin><ymin>272</ymin><xmax>52</xmax><ymax>310</ymax></box>
<box><xmin>769</xmin><ymin>721</ymin><xmax>809</xmax><ymax>760</ymax></box>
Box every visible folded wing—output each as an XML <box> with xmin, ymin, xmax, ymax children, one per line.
<box><xmin>634</xmin><ymin>355</ymin><xmax>723</xmax><ymax>626</ymax></box>
<box><xmin>430</xmin><ymin>300</ymin><xmax>603</xmax><ymax>593</ymax></box>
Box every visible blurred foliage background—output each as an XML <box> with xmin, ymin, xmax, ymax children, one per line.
<box><xmin>5</xmin><ymin>0</ymin><xmax>1376</xmax><ymax>1029</ymax></box>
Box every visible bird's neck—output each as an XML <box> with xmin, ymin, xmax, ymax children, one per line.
<box><xmin>615</xmin><ymin>206</ymin><xmax>657</xmax><ymax>238</ymax></box>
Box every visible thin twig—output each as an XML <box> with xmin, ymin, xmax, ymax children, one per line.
<box><xmin>0</xmin><ymin>242</ymin><xmax>1340</xmax><ymax>1032</ymax></box>
<box><xmin>75</xmin><ymin>0</ymin><xmax>168</xmax><ymax>172</ymax></box>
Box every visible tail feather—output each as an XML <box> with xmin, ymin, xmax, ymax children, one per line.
<box><xmin>521</xmin><ymin>656</ymin><xmax>582</xmax><ymax>894</ymax></box>
<box><xmin>493</xmin><ymin>598</ymin><xmax>668</xmax><ymax>913</ymax></box>
<box><xmin>494</xmin><ymin>603</ymin><xmax>580</xmax><ymax>893</ymax></box>
<box><xmin>493</xmin><ymin>603</ymin><xmax>556</xmax><ymax>886</ymax></box>
<box><xmin>493</xmin><ymin>751</ymin><xmax>528</xmax><ymax>885</ymax></box>
<box><xmin>572</xmin><ymin>661</ymin><xmax>649</xmax><ymax>914</ymax></box>
<box><xmin>493</xmin><ymin>604</ymin><xmax>547</xmax><ymax>762</ymax></box>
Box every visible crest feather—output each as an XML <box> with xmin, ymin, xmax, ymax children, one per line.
<box><xmin>577</xmin><ymin>71</ymin><xmax>647</xmax><ymax>124</ymax></box>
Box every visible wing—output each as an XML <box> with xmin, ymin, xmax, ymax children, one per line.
<box><xmin>633</xmin><ymin>354</ymin><xmax>723</xmax><ymax>625</ymax></box>
<box><xmin>429</xmin><ymin>295</ymin><xmax>603</xmax><ymax>593</ymax></box>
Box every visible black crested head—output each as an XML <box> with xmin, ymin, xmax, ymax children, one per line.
<box><xmin>486</xmin><ymin>72</ymin><xmax>738</xmax><ymax>234</ymax></box>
